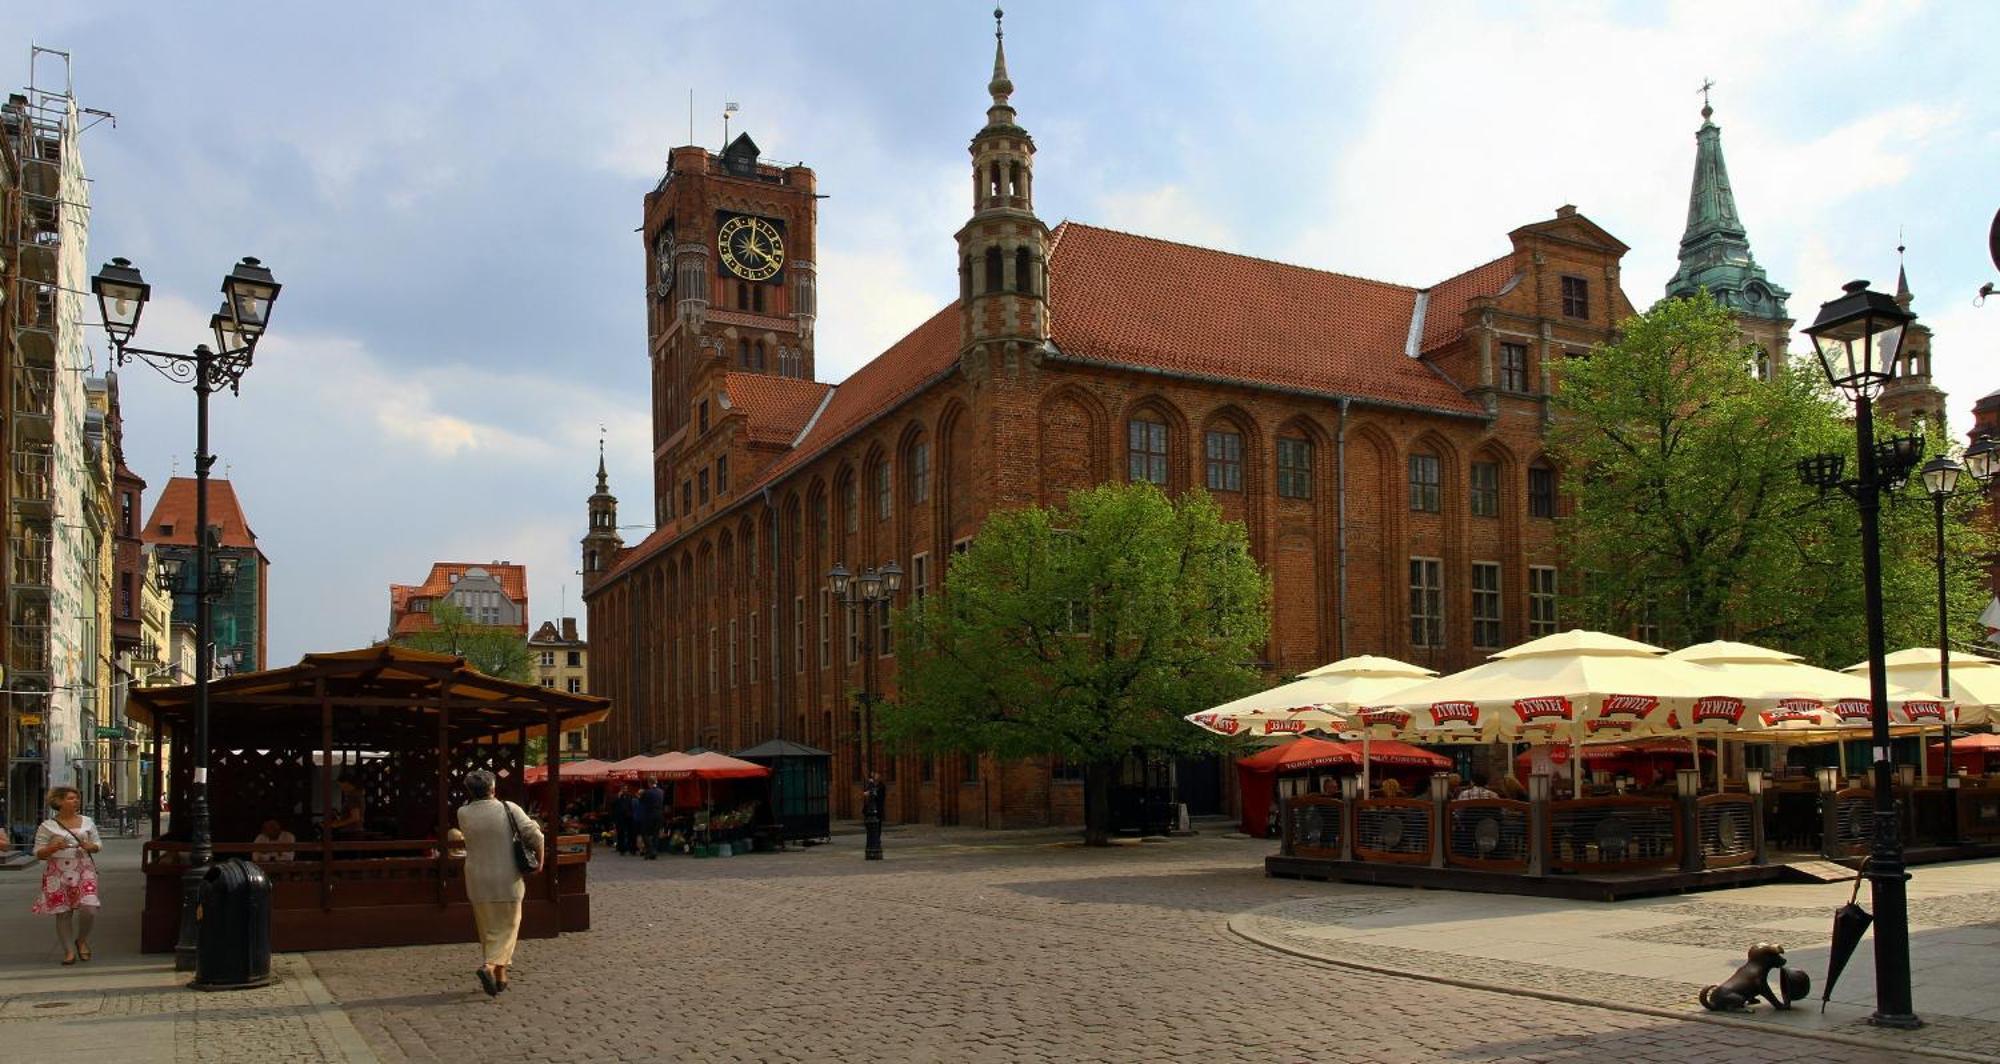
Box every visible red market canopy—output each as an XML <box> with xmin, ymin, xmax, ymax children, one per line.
<box><xmin>1930</xmin><ymin>733</ymin><xmax>2000</xmax><ymax>750</ymax></box>
<box><xmin>1356</xmin><ymin>740</ymin><xmax>1454</xmax><ymax>769</ymax></box>
<box><xmin>526</xmin><ymin>758</ymin><xmax>616</xmax><ymax>785</ymax></box>
<box><xmin>1237</xmin><ymin>736</ymin><xmax>1360</xmax><ymax>773</ymax></box>
<box><xmin>607</xmin><ymin>751</ymin><xmax>770</xmax><ymax>782</ymax></box>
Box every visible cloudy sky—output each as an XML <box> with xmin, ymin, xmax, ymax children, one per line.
<box><xmin>20</xmin><ymin>1</ymin><xmax>1999</xmax><ymax>664</ymax></box>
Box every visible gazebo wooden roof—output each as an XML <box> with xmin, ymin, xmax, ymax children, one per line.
<box><xmin>126</xmin><ymin>644</ymin><xmax>607</xmax><ymax>741</ymax></box>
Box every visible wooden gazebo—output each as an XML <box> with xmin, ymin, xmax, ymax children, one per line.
<box><xmin>125</xmin><ymin>645</ymin><xmax>609</xmax><ymax>953</ymax></box>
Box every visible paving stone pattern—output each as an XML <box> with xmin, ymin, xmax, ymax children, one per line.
<box><xmin>307</xmin><ymin>833</ymin><xmax>1911</xmax><ymax>1063</ymax></box>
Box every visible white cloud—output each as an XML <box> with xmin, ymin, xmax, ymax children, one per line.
<box><xmin>1090</xmin><ymin>184</ymin><xmax>1235</xmax><ymax>249</ymax></box>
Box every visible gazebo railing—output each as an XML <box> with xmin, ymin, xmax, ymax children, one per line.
<box><xmin>1825</xmin><ymin>788</ymin><xmax>1874</xmax><ymax>857</ymax></box>
<box><xmin>1695</xmin><ymin>793</ymin><xmax>1757</xmax><ymax>868</ymax></box>
<box><xmin>1547</xmin><ymin>797</ymin><xmax>1679</xmax><ymax>873</ymax></box>
<box><xmin>1279</xmin><ymin>795</ymin><xmax>1343</xmax><ymax>859</ymax></box>
<box><xmin>1352</xmin><ymin>798</ymin><xmax>1432</xmax><ymax>864</ymax></box>
<box><xmin>1443</xmin><ymin>798</ymin><xmax>1532</xmax><ymax>872</ymax></box>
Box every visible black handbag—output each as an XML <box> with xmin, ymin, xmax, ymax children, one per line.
<box><xmin>505</xmin><ymin>802</ymin><xmax>541</xmax><ymax>875</ymax></box>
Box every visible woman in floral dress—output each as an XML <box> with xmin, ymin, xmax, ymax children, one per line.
<box><xmin>31</xmin><ymin>785</ymin><xmax>102</xmax><ymax>964</ymax></box>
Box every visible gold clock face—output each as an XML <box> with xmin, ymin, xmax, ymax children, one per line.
<box><xmin>718</xmin><ymin>215</ymin><xmax>784</xmax><ymax>282</ymax></box>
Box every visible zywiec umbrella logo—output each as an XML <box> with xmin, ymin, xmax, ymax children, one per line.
<box><xmin>1832</xmin><ymin>699</ymin><xmax>1874</xmax><ymax>723</ymax></box>
<box><xmin>1193</xmin><ymin>713</ymin><xmax>1239</xmax><ymax>735</ymax></box>
<box><xmin>1585</xmin><ymin>718</ymin><xmax>1641</xmax><ymax>734</ymax></box>
<box><xmin>1429</xmin><ymin>701</ymin><xmax>1480</xmax><ymax>727</ymax></box>
<box><xmin>1691</xmin><ymin>696</ymin><xmax>1747</xmax><ymax>724</ymax></box>
<box><xmin>1600</xmin><ymin>694</ymin><xmax>1659</xmax><ymax>721</ymax></box>
<box><xmin>1903</xmin><ymin>700</ymin><xmax>1948</xmax><ymax>724</ymax></box>
<box><xmin>1357</xmin><ymin>707</ymin><xmax>1409</xmax><ymax>729</ymax></box>
<box><xmin>1763</xmin><ymin>698</ymin><xmax>1826</xmax><ymax>726</ymax></box>
<box><xmin>1261</xmin><ymin>719</ymin><xmax>1308</xmax><ymax>735</ymax></box>
<box><xmin>1513</xmin><ymin>696</ymin><xmax>1574</xmax><ymax>724</ymax></box>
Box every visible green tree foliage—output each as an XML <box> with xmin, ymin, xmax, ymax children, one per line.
<box><xmin>886</xmin><ymin>482</ymin><xmax>1269</xmax><ymax>844</ymax></box>
<box><xmin>1552</xmin><ymin>292</ymin><xmax>1991</xmax><ymax>668</ymax></box>
<box><xmin>393</xmin><ymin>600</ymin><xmax>534</xmax><ymax>683</ymax></box>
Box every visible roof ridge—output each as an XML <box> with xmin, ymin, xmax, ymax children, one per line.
<box><xmin>1058</xmin><ymin>219</ymin><xmax>1422</xmax><ymax>293</ymax></box>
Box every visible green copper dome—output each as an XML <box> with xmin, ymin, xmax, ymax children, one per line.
<box><xmin>1665</xmin><ymin>102</ymin><xmax>1789</xmax><ymax>321</ymax></box>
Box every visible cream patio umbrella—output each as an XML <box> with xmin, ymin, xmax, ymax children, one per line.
<box><xmin>1378</xmin><ymin>630</ymin><xmax>1772</xmax><ymax>748</ymax></box>
<box><xmin>1187</xmin><ymin>656</ymin><xmax>1437</xmax><ymax>789</ymax></box>
<box><xmin>1844</xmin><ymin>647</ymin><xmax>2000</xmax><ymax>728</ymax></box>
<box><xmin>1668</xmin><ymin>640</ymin><xmax>1947</xmax><ymax>782</ymax></box>
<box><xmin>1185</xmin><ymin>656</ymin><xmax>1436</xmax><ymax>738</ymax></box>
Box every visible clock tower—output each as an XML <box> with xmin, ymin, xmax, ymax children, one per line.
<box><xmin>642</xmin><ymin>131</ymin><xmax>820</xmax><ymax>524</ymax></box>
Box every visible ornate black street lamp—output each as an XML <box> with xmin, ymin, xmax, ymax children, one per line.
<box><xmin>93</xmin><ymin>255</ymin><xmax>279</xmax><ymax>975</ymax></box>
<box><xmin>826</xmin><ymin>560</ymin><xmax>901</xmax><ymax>860</ymax></box>
<box><xmin>1798</xmin><ymin>278</ymin><xmax>1921</xmax><ymax>1029</ymax></box>
<box><xmin>1923</xmin><ymin>445</ymin><xmax>1999</xmax><ymax>842</ymax></box>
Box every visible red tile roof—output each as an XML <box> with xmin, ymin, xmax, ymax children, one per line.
<box><xmin>1419</xmin><ymin>255</ymin><xmax>1518</xmax><ymax>354</ymax></box>
<box><xmin>724</xmin><ymin>373</ymin><xmax>833</xmax><ymax>445</ymax></box>
<box><xmin>596</xmin><ymin>220</ymin><xmax>1527</xmax><ymax>586</ymax></box>
<box><xmin>1045</xmin><ymin>223</ymin><xmax>1482</xmax><ymax>414</ymax></box>
<box><xmin>389</xmin><ymin>562</ymin><xmax>530</xmax><ymax>634</ymax></box>
<box><xmin>142</xmin><ymin>478</ymin><xmax>264</xmax><ymax>558</ymax></box>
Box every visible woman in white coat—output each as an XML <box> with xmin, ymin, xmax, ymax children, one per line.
<box><xmin>455</xmin><ymin>769</ymin><xmax>543</xmax><ymax>996</ymax></box>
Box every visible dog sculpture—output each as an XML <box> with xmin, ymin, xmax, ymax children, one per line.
<box><xmin>1698</xmin><ymin>942</ymin><xmax>1812</xmax><ymax>1012</ymax></box>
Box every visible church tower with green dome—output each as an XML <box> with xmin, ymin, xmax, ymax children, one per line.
<box><xmin>1664</xmin><ymin>91</ymin><xmax>1792</xmax><ymax>376</ymax></box>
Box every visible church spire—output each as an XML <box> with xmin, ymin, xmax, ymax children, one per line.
<box><xmin>1665</xmin><ymin>87</ymin><xmax>1789</xmax><ymax>323</ymax></box>
<box><xmin>988</xmin><ymin>7</ymin><xmax>1014</xmax><ymax>123</ymax></box>
<box><xmin>1896</xmin><ymin>240</ymin><xmax>1913</xmax><ymax>309</ymax></box>
<box><xmin>595</xmin><ymin>432</ymin><xmax>609</xmax><ymax>493</ymax></box>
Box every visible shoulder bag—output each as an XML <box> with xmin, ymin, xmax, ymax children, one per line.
<box><xmin>505</xmin><ymin>801</ymin><xmax>541</xmax><ymax>875</ymax></box>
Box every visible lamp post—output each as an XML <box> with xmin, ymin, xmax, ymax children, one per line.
<box><xmin>93</xmin><ymin>255</ymin><xmax>279</xmax><ymax>975</ymax></box>
<box><xmin>1922</xmin><ymin>445</ymin><xmax>1998</xmax><ymax>843</ymax></box>
<box><xmin>1798</xmin><ymin>278</ymin><xmax>1921</xmax><ymax>1029</ymax></box>
<box><xmin>826</xmin><ymin>560</ymin><xmax>901</xmax><ymax>859</ymax></box>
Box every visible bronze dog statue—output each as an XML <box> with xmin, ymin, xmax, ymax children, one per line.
<box><xmin>1699</xmin><ymin>942</ymin><xmax>1811</xmax><ymax>1011</ymax></box>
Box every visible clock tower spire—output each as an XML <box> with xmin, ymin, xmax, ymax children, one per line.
<box><xmin>955</xmin><ymin>7</ymin><xmax>1050</xmax><ymax>378</ymax></box>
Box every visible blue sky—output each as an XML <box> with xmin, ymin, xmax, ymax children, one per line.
<box><xmin>21</xmin><ymin>1</ymin><xmax>2000</xmax><ymax>663</ymax></box>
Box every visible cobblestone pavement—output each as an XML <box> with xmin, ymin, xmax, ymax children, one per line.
<box><xmin>0</xmin><ymin>839</ymin><xmax>373</xmax><ymax>1063</ymax></box>
<box><xmin>306</xmin><ymin>829</ymin><xmax>1919</xmax><ymax>1063</ymax></box>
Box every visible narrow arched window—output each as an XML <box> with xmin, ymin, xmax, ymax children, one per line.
<box><xmin>1015</xmin><ymin>247</ymin><xmax>1033</xmax><ymax>295</ymax></box>
<box><xmin>1008</xmin><ymin>161</ymin><xmax>1022</xmax><ymax>198</ymax></box>
<box><xmin>961</xmin><ymin>256</ymin><xmax>972</xmax><ymax>300</ymax></box>
<box><xmin>738</xmin><ymin>338</ymin><xmax>751</xmax><ymax>368</ymax></box>
<box><xmin>988</xmin><ymin>162</ymin><xmax>1002</xmax><ymax>204</ymax></box>
<box><xmin>985</xmin><ymin>247</ymin><xmax>1003</xmax><ymax>294</ymax></box>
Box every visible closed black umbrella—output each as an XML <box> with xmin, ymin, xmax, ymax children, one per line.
<box><xmin>1824</xmin><ymin>863</ymin><xmax>1875</xmax><ymax>1012</ymax></box>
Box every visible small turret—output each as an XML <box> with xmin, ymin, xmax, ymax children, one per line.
<box><xmin>581</xmin><ymin>440</ymin><xmax>624</xmax><ymax>591</ymax></box>
<box><xmin>954</xmin><ymin>8</ymin><xmax>1051</xmax><ymax>377</ymax></box>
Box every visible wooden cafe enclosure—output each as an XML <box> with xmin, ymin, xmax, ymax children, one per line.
<box><xmin>124</xmin><ymin>646</ymin><xmax>609</xmax><ymax>953</ymax></box>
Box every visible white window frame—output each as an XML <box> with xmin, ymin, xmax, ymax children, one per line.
<box><xmin>1471</xmin><ymin>561</ymin><xmax>1503</xmax><ymax>650</ymax></box>
<box><xmin>1528</xmin><ymin>565</ymin><xmax>1559</xmax><ymax>637</ymax></box>
<box><xmin>1409</xmin><ymin>557</ymin><xmax>1444</xmax><ymax>648</ymax></box>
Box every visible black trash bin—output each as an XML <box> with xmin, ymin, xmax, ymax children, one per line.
<box><xmin>193</xmin><ymin>858</ymin><xmax>272</xmax><ymax>990</ymax></box>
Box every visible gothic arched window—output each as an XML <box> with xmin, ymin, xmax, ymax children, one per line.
<box><xmin>1008</xmin><ymin>161</ymin><xmax>1022</xmax><ymax>199</ymax></box>
<box><xmin>961</xmin><ymin>256</ymin><xmax>972</xmax><ymax>300</ymax></box>
<box><xmin>985</xmin><ymin>247</ymin><xmax>1003</xmax><ymax>294</ymax></box>
<box><xmin>1015</xmin><ymin>247</ymin><xmax>1033</xmax><ymax>296</ymax></box>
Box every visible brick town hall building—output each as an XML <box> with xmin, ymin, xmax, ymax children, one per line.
<box><xmin>582</xmin><ymin>23</ymin><xmax>1820</xmax><ymax>827</ymax></box>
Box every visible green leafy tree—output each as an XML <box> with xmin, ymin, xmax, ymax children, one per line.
<box><xmin>393</xmin><ymin>600</ymin><xmax>534</xmax><ymax>683</ymax></box>
<box><xmin>1552</xmin><ymin>291</ymin><xmax>1990</xmax><ymax>668</ymax></box>
<box><xmin>886</xmin><ymin>482</ymin><xmax>1268</xmax><ymax>845</ymax></box>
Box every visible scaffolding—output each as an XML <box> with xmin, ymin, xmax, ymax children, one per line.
<box><xmin>1</xmin><ymin>46</ymin><xmax>111</xmax><ymax>843</ymax></box>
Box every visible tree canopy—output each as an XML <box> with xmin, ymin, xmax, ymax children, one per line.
<box><xmin>885</xmin><ymin>482</ymin><xmax>1269</xmax><ymax>843</ymax></box>
<box><xmin>391</xmin><ymin>600</ymin><xmax>534</xmax><ymax>683</ymax></box>
<box><xmin>1551</xmin><ymin>292</ymin><xmax>1990</xmax><ymax>667</ymax></box>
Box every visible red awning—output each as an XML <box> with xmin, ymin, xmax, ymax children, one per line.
<box><xmin>1353</xmin><ymin>739</ymin><xmax>1454</xmax><ymax>768</ymax></box>
<box><xmin>525</xmin><ymin>758</ymin><xmax>616</xmax><ymax>785</ymax></box>
<box><xmin>607</xmin><ymin>751</ymin><xmax>770</xmax><ymax>781</ymax></box>
<box><xmin>1236</xmin><ymin>736</ymin><xmax>1361</xmax><ymax>773</ymax></box>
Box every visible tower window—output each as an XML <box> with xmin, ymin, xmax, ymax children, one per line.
<box><xmin>738</xmin><ymin>339</ymin><xmax>751</xmax><ymax>368</ymax></box>
<box><xmin>1499</xmin><ymin>342</ymin><xmax>1528</xmax><ymax>393</ymax></box>
<box><xmin>753</xmin><ymin>284</ymin><xmax>766</xmax><ymax>313</ymax></box>
<box><xmin>988</xmin><ymin>161</ymin><xmax>1002</xmax><ymax>204</ymax></box>
<box><xmin>1560</xmin><ymin>276</ymin><xmax>1589</xmax><ymax>319</ymax></box>
<box><xmin>716</xmin><ymin>455</ymin><xmax>729</xmax><ymax>494</ymax></box>
<box><xmin>1276</xmin><ymin>437</ymin><xmax>1312</xmax><ymax>499</ymax></box>
<box><xmin>698</xmin><ymin>469</ymin><xmax>710</xmax><ymax>504</ymax></box>
<box><xmin>682</xmin><ymin>480</ymin><xmax>692</xmax><ymax>514</ymax></box>
<box><xmin>985</xmin><ymin>247</ymin><xmax>1003</xmax><ymax>294</ymax></box>
<box><xmin>911</xmin><ymin>442</ymin><xmax>930</xmax><ymax>503</ymax></box>
<box><xmin>699</xmin><ymin>400</ymin><xmax>710</xmax><ymax>434</ymax></box>
<box><xmin>1204</xmin><ymin>430</ymin><xmax>1242</xmax><ymax>492</ymax></box>
<box><xmin>1753</xmin><ymin>349</ymin><xmax>1771</xmax><ymax>381</ymax></box>
<box><xmin>737</xmin><ymin>282</ymin><xmax>749</xmax><ymax>311</ymax></box>
<box><xmin>1128</xmin><ymin>417</ymin><xmax>1169</xmax><ymax>485</ymax></box>
<box><xmin>961</xmin><ymin>257</ymin><xmax>972</xmax><ymax>300</ymax></box>
<box><xmin>1015</xmin><ymin>247</ymin><xmax>1033</xmax><ymax>296</ymax></box>
<box><xmin>1408</xmin><ymin>453</ymin><xmax>1441</xmax><ymax>512</ymax></box>
<box><xmin>1008</xmin><ymin>161</ymin><xmax>1022</xmax><ymax>198</ymax></box>
<box><xmin>753</xmin><ymin>341</ymin><xmax>766</xmax><ymax>372</ymax></box>
<box><xmin>1528</xmin><ymin>465</ymin><xmax>1556</xmax><ymax>518</ymax></box>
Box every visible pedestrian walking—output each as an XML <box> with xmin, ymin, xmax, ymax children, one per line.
<box><xmin>638</xmin><ymin>778</ymin><xmax>665</xmax><ymax>859</ymax></box>
<box><xmin>455</xmin><ymin>769</ymin><xmax>543</xmax><ymax>997</ymax></box>
<box><xmin>612</xmin><ymin>783</ymin><xmax>638</xmax><ymax>855</ymax></box>
<box><xmin>31</xmin><ymin>785</ymin><xmax>102</xmax><ymax>965</ymax></box>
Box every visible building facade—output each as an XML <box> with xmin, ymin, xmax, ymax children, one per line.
<box><xmin>142</xmin><ymin>477</ymin><xmax>270</xmax><ymax>674</ymax></box>
<box><xmin>528</xmin><ymin>617</ymin><xmax>590</xmax><ymax>759</ymax></box>
<box><xmin>388</xmin><ymin>561</ymin><xmax>529</xmax><ymax>639</ymax></box>
<box><xmin>583</xmin><ymin>22</ymin><xmax>1647</xmax><ymax>828</ymax></box>
<box><xmin>2</xmin><ymin>60</ymin><xmax>102</xmax><ymax>845</ymax></box>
